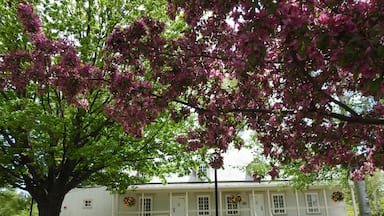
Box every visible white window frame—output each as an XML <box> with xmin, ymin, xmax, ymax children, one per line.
<box><xmin>83</xmin><ymin>199</ymin><xmax>93</xmax><ymax>209</ymax></box>
<box><xmin>271</xmin><ymin>194</ymin><xmax>286</xmax><ymax>215</ymax></box>
<box><xmin>197</xmin><ymin>195</ymin><xmax>211</xmax><ymax>216</ymax></box>
<box><xmin>305</xmin><ymin>193</ymin><xmax>320</xmax><ymax>213</ymax></box>
<box><xmin>198</xmin><ymin>164</ymin><xmax>211</xmax><ymax>179</ymax></box>
<box><xmin>139</xmin><ymin>197</ymin><xmax>153</xmax><ymax>216</ymax></box>
<box><xmin>225</xmin><ymin>195</ymin><xmax>240</xmax><ymax>215</ymax></box>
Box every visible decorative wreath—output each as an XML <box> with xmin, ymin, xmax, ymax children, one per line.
<box><xmin>331</xmin><ymin>191</ymin><xmax>344</xmax><ymax>202</ymax></box>
<box><xmin>123</xmin><ymin>196</ymin><xmax>136</xmax><ymax>207</ymax></box>
<box><xmin>230</xmin><ymin>194</ymin><xmax>243</xmax><ymax>204</ymax></box>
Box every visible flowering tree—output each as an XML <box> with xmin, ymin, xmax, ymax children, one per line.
<box><xmin>2</xmin><ymin>1</ymin><xmax>384</xmax><ymax>215</ymax></box>
<box><xmin>0</xmin><ymin>2</ymin><xmax>204</xmax><ymax>216</ymax></box>
<box><xmin>102</xmin><ymin>0</ymin><xmax>384</xmax><ymax>174</ymax></box>
<box><xmin>103</xmin><ymin>2</ymin><xmax>383</xmax><ymax>214</ymax></box>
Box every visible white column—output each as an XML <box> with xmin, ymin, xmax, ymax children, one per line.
<box><xmin>295</xmin><ymin>190</ymin><xmax>301</xmax><ymax>216</ymax></box>
<box><xmin>252</xmin><ymin>190</ymin><xmax>256</xmax><ymax>216</ymax></box>
<box><xmin>141</xmin><ymin>192</ymin><xmax>144</xmax><ymax>216</ymax></box>
<box><xmin>112</xmin><ymin>192</ymin><xmax>117</xmax><ymax>216</ymax></box>
<box><xmin>219</xmin><ymin>190</ymin><xmax>223</xmax><ymax>216</ymax></box>
<box><xmin>186</xmin><ymin>192</ymin><xmax>189</xmax><ymax>216</ymax></box>
<box><xmin>267</xmin><ymin>189</ymin><xmax>272</xmax><ymax>216</ymax></box>
<box><xmin>322</xmin><ymin>189</ymin><xmax>329</xmax><ymax>216</ymax></box>
<box><xmin>170</xmin><ymin>192</ymin><xmax>173</xmax><ymax>216</ymax></box>
<box><xmin>349</xmin><ymin>182</ymin><xmax>358</xmax><ymax>216</ymax></box>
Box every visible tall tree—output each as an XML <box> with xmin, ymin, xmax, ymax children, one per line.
<box><xmin>0</xmin><ymin>1</ymin><xmax>203</xmax><ymax>216</ymax></box>
<box><xmin>101</xmin><ymin>0</ymin><xmax>384</xmax><ymax>175</ymax></box>
<box><xmin>102</xmin><ymin>1</ymin><xmax>384</xmax><ymax>215</ymax></box>
<box><xmin>2</xmin><ymin>1</ymin><xmax>384</xmax><ymax>216</ymax></box>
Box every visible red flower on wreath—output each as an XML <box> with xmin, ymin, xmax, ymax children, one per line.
<box><xmin>331</xmin><ymin>191</ymin><xmax>344</xmax><ymax>202</ymax></box>
<box><xmin>123</xmin><ymin>196</ymin><xmax>136</xmax><ymax>207</ymax></box>
<box><xmin>230</xmin><ymin>194</ymin><xmax>242</xmax><ymax>204</ymax></box>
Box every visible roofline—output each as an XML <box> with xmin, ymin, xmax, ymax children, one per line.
<box><xmin>73</xmin><ymin>180</ymin><xmax>341</xmax><ymax>192</ymax></box>
<box><xmin>127</xmin><ymin>180</ymin><xmax>335</xmax><ymax>191</ymax></box>
<box><xmin>138</xmin><ymin>179</ymin><xmax>289</xmax><ymax>185</ymax></box>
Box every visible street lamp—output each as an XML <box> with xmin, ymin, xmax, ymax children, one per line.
<box><xmin>215</xmin><ymin>168</ymin><xmax>218</xmax><ymax>216</ymax></box>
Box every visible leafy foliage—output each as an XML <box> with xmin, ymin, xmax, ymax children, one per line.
<box><xmin>0</xmin><ymin>188</ymin><xmax>37</xmax><ymax>216</ymax></box>
<box><xmin>245</xmin><ymin>136</ymin><xmax>348</xmax><ymax>188</ymax></box>
<box><xmin>366</xmin><ymin>172</ymin><xmax>384</xmax><ymax>215</ymax></box>
<box><xmin>2</xmin><ymin>1</ymin><xmax>384</xmax><ymax>215</ymax></box>
<box><xmin>0</xmin><ymin>1</ymin><xmax>203</xmax><ymax>215</ymax></box>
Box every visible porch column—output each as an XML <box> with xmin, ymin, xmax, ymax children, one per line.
<box><xmin>295</xmin><ymin>190</ymin><xmax>301</xmax><ymax>216</ymax></box>
<box><xmin>112</xmin><ymin>192</ymin><xmax>118</xmax><ymax>216</ymax></box>
<box><xmin>170</xmin><ymin>192</ymin><xmax>173</xmax><ymax>216</ymax></box>
<box><xmin>322</xmin><ymin>189</ymin><xmax>329</xmax><ymax>216</ymax></box>
<box><xmin>219</xmin><ymin>190</ymin><xmax>223</xmax><ymax>216</ymax></box>
<box><xmin>349</xmin><ymin>181</ymin><xmax>358</xmax><ymax>216</ymax></box>
<box><xmin>141</xmin><ymin>192</ymin><xmax>144</xmax><ymax>216</ymax></box>
<box><xmin>252</xmin><ymin>190</ymin><xmax>255</xmax><ymax>216</ymax></box>
<box><xmin>186</xmin><ymin>192</ymin><xmax>189</xmax><ymax>216</ymax></box>
<box><xmin>267</xmin><ymin>189</ymin><xmax>272</xmax><ymax>216</ymax></box>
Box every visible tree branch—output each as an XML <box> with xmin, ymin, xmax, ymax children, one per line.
<box><xmin>169</xmin><ymin>96</ymin><xmax>384</xmax><ymax>125</ymax></box>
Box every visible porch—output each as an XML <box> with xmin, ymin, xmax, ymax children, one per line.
<box><xmin>113</xmin><ymin>183</ymin><xmax>347</xmax><ymax>216</ymax></box>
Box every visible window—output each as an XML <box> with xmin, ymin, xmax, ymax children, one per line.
<box><xmin>83</xmin><ymin>199</ymin><xmax>93</xmax><ymax>209</ymax></box>
<box><xmin>139</xmin><ymin>197</ymin><xmax>152</xmax><ymax>216</ymax></box>
<box><xmin>226</xmin><ymin>195</ymin><xmax>239</xmax><ymax>215</ymax></box>
<box><xmin>197</xmin><ymin>195</ymin><xmax>210</xmax><ymax>215</ymax></box>
<box><xmin>305</xmin><ymin>193</ymin><xmax>320</xmax><ymax>213</ymax></box>
<box><xmin>197</xmin><ymin>164</ymin><xmax>210</xmax><ymax>179</ymax></box>
<box><xmin>271</xmin><ymin>194</ymin><xmax>286</xmax><ymax>214</ymax></box>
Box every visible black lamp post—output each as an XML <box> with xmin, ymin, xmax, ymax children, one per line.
<box><xmin>214</xmin><ymin>168</ymin><xmax>218</xmax><ymax>216</ymax></box>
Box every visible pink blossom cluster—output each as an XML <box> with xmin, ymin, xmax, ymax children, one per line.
<box><xmin>2</xmin><ymin>1</ymin><xmax>384</xmax><ymax>179</ymax></box>
<box><xmin>1</xmin><ymin>3</ymin><xmax>103</xmax><ymax>106</ymax></box>
<box><xmin>163</xmin><ymin>0</ymin><xmax>384</xmax><ymax>176</ymax></box>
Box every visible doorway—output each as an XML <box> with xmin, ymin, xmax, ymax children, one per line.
<box><xmin>172</xmin><ymin>196</ymin><xmax>186</xmax><ymax>216</ymax></box>
<box><xmin>249</xmin><ymin>194</ymin><xmax>265</xmax><ymax>216</ymax></box>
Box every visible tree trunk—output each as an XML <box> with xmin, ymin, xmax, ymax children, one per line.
<box><xmin>354</xmin><ymin>179</ymin><xmax>372</xmax><ymax>216</ymax></box>
<box><xmin>32</xmin><ymin>191</ymin><xmax>66</xmax><ymax>216</ymax></box>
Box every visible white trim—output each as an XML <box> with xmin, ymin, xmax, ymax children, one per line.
<box><xmin>295</xmin><ymin>190</ymin><xmax>300</xmax><ymax>216</ymax></box>
<box><xmin>271</xmin><ymin>193</ymin><xmax>286</xmax><ymax>215</ymax></box>
<box><xmin>112</xmin><ymin>193</ymin><xmax>118</xmax><ymax>216</ymax></box>
<box><xmin>141</xmin><ymin>192</ymin><xmax>144</xmax><ymax>216</ymax></box>
<box><xmin>267</xmin><ymin>189</ymin><xmax>273</xmax><ymax>216</ymax></box>
<box><xmin>251</xmin><ymin>190</ymin><xmax>256</xmax><ymax>216</ymax></box>
<box><xmin>322</xmin><ymin>189</ymin><xmax>329</xmax><ymax>216</ymax></box>
<box><xmin>197</xmin><ymin>195</ymin><xmax>211</xmax><ymax>216</ymax></box>
<box><xmin>219</xmin><ymin>190</ymin><xmax>223</xmax><ymax>216</ymax></box>
<box><xmin>133</xmin><ymin>182</ymin><xmax>292</xmax><ymax>191</ymax></box>
<box><xmin>225</xmin><ymin>195</ymin><xmax>240</xmax><ymax>215</ymax></box>
<box><xmin>186</xmin><ymin>192</ymin><xmax>189</xmax><ymax>216</ymax></box>
<box><xmin>305</xmin><ymin>192</ymin><xmax>320</xmax><ymax>214</ymax></box>
<box><xmin>139</xmin><ymin>196</ymin><xmax>153</xmax><ymax>216</ymax></box>
<box><xmin>170</xmin><ymin>192</ymin><xmax>173</xmax><ymax>216</ymax></box>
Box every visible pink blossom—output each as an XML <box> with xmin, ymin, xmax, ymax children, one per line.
<box><xmin>351</xmin><ymin>169</ymin><xmax>365</xmax><ymax>181</ymax></box>
<box><xmin>317</xmin><ymin>12</ymin><xmax>330</xmax><ymax>25</ymax></box>
<box><xmin>77</xmin><ymin>99</ymin><xmax>89</xmax><ymax>109</ymax></box>
<box><xmin>268</xmin><ymin>165</ymin><xmax>279</xmax><ymax>179</ymax></box>
<box><xmin>17</xmin><ymin>3</ymin><xmax>42</xmax><ymax>34</ymax></box>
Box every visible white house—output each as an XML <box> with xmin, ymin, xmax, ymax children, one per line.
<box><xmin>60</xmin><ymin>148</ymin><xmax>347</xmax><ymax>216</ymax></box>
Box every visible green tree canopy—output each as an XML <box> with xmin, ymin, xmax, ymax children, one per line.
<box><xmin>0</xmin><ymin>1</ymin><xmax>204</xmax><ymax>216</ymax></box>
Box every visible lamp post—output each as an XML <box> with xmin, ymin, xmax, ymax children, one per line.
<box><xmin>215</xmin><ymin>168</ymin><xmax>218</xmax><ymax>216</ymax></box>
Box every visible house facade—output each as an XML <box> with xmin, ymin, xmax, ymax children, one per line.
<box><xmin>60</xmin><ymin>149</ymin><xmax>348</xmax><ymax>216</ymax></box>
